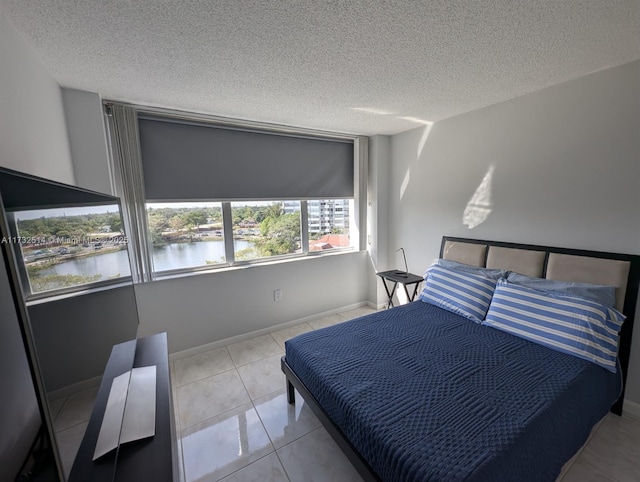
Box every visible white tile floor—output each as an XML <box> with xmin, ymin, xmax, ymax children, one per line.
<box><xmin>52</xmin><ymin>305</ymin><xmax>640</xmax><ymax>481</ymax></box>
<box><xmin>172</xmin><ymin>307</ymin><xmax>373</xmax><ymax>482</ymax></box>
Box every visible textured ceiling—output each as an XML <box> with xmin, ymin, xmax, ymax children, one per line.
<box><xmin>3</xmin><ymin>1</ymin><xmax>639</xmax><ymax>135</ymax></box>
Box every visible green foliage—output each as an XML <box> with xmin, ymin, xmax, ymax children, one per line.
<box><xmin>255</xmin><ymin>212</ymin><xmax>300</xmax><ymax>256</ymax></box>
<box><xmin>231</xmin><ymin>205</ymin><xmax>270</xmax><ymax>226</ymax></box>
<box><xmin>235</xmin><ymin>246</ymin><xmax>259</xmax><ymax>261</ymax></box>
<box><xmin>145</xmin><ymin>204</ymin><xmax>300</xmax><ymax>258</ymax></box>
<box><xmin>183</xmin><ymin>210</ymin><xmax>208</xmax><ymax>227</ymax></box>
<box><xmin>17</xmin><ymin>210</ymin><xmax>125</xmax><ymax>240</ymax></box>
<box><xmin>169</xmin><ymin>216</ymin><xmax>185</xmax><ymax>232</ymax></box>
<box><xmin>29</xmin><ymin>273</ymin><xmax>101</xmax><ymax>293</ymax></box>
<box><xmin>147</xmin><ymin>206</ymin><xmax>222</xmax><ymax>246</ymax></box>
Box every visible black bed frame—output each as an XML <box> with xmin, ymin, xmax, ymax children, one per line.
<box><xmin>281</xmin><ymin>236</ymin><xmax>640</xmax><ymax>481</ymax></box>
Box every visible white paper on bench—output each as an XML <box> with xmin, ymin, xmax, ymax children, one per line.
<box><xmin>92</xmin><ymin>366</ymin><xmax>157</xmax><ymax>461</ymax></box>
<box><xmin>93</xmin><ymin>370</ymin><xmax>131</xmax><ymax>460</ymax></box>
<box><xmin>120</xmin><ymin>365</ymin><xmax>156</xmax><ymax>444</ymax></box>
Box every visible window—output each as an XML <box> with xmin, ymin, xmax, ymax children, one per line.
<box><xmin>106</xmin><ymin>104</ymin><xmax>363</xmax><ymax>280</ymax></box>
<box><xmin>146</xmin><ymin>202</ymin><xmax>224</xmax><ymax>272</ymax></box>
<box><xmin>232</xmin><ymin>201</ymin><xmax>301</xmax><ymax>261</ymax></box>
<box><xmin>143</xmin><ymin>198</ymin><xmax>351</xmax><ymax>273</ymax></box>
<box><xmin>10</xmin><ymin>205</ymin><xmax>130</xmax><ymax>296</ymax></box>
<box><xmin>308</xmin><ymin>199</ymin><xmax>352</xmax><ymax>252</ymax></box>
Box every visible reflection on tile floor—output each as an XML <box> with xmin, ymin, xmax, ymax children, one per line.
<box><xmin>181</xmin><ymin>403</ymin><xmax>274</xmax><ymax>481</ymax></box>
<box><xmin>49</xmin><ymin>385</ymin><xmax>99</xmax><ymax>478</ymax></box>
<box><xmin>52</xmin><ymin>305</ymin><xmax>640</xmax><ymax>481</ymax></box>
<box><xmin>175</xmin><ymin>307</ymin><xmax>375</xmax><ymax>482</ymax></box>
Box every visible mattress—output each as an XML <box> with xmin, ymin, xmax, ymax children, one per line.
<box><xmin>284</xmin><ymin>302</ymin><xmax>621</xmax><ymax>482</ymax></box>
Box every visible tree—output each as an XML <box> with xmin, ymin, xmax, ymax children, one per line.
<box><xmin>266</xmin><ymin>203</ymin><xmax>283</xmax><ymax>219</ymax></box>
<box><xmin>169</xmin><ymin>216</ymin><xmax>185</xmax><ymax>233</ymax></box>
<box><xmin>147</xmin><ymin>214</ymin><xmax>168</xmax><ymax>246</ymax></box>
<box><xmin>184</xmin><ymin>209</ymin><xmax>208</xmax><ymax>227</ymax></box>
<box><xmin>106</xmin><ymin>213</ymin><xmax>123</xmax><ymax>233</ymax></box>
<box><xmin>256</xmin><ymin>212</ymin><xmax>300</xmax><ymax>256</ymax></box>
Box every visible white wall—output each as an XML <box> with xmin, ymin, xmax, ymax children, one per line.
<box><xmin>136</xmin><ymin>251</ymin><xmax>369</xmax><ymax>353</ymax></box>
<box><xmin>388</xmin><ymin>61</ymin><xmax>640</xmax><ymax>402</ymax></box>
<box><xmin>0</xmin><ymin>11</ymin><xmax>74</xmax><ymax>478</ymax></box>
<box><xmin>367</xmin><ymin>135</ymin><xmax>392</xmax><ymax>307</ymax></box>
<box><xmin>0</xmin><ymin>10</ymin><xmax>74</xmax><ymax>183</ymax></box>
<box><xmin>0</xmin><ymin>253</ymin><xmax>41</xmax><ymax>481</ymax></box>
<box><xmin>62</xmin><ymin>88</ymin><xmax>113</xmax><ymax>194</ymax></box>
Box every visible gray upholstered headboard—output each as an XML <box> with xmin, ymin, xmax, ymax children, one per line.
<box><xmin>439</xmin><ymin>236</ymin><xmax>640</xmax><ymax>415</ymax></box>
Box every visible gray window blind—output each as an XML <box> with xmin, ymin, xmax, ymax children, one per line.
<box><xmin>138</xmin><ymin>116</ymin><xmax>354</xmax><ymax>201</ymax></box>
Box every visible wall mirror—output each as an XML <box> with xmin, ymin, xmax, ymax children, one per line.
<box><xmin>0</xmin><ymin>167</ymin><xmax>140</xmax><ymax>481</ymax></box>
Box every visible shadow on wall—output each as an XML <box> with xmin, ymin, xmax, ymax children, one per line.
<box><xmin>400</xmin><ymin>122</ymin><xmax>435</xmax><ymax>200</ymax></box>
<box><xmin>463</xmin><ymin>164</ymin><xmax>495</xmax><ymax>229</ymax></box>
<box><xmin>349</xmin><ymin>106</ymin><xmax>435</xmax><ymax>203</ymax></box>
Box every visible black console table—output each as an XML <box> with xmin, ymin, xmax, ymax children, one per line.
<box><xmin>376</xmin><ymin>270</ymin><xmax>423</xmax><ymax>309</ymax></box>
<box><xmin>69</xmin><ymin>333</ymin><xmax>176</xmax><ymax>482</ymax></box>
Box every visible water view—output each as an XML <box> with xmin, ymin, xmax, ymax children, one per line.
<box><xmin>32</xmin><ymin>239</ymin><xmax>256</xmax><ymax>282</ymax></box>
<box><xmin>151</xmin><ymin>239</ymin><xmax>254</xmax><ymax>271</ymax></box>
<box><xmin>19</xmin><ymin>200</ymin><xmax>303</xmax><ymax>294</ymax></box>
<box><xmin>36</xmin><ymin>249</ymin><xmax>131</xmax><ymax>280</ymax></box>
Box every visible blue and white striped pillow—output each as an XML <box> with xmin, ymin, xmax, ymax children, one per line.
<box><xmin>419</xmin><ymin>265</ymin><xmax>497</xmax><ymax>323</ymax></box>
<box><xmin>483</xmin><ymin>279</ymin><xmax>625</xmax><ymax>372</ymax></box>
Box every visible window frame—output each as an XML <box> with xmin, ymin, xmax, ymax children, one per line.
<box><xmin>145</xmin><ymin>201</ymin><xmax>227</xmax><ymax>275</ymax></box>
<box><xmin>105</xmin><ymin>101</ymin><xmax>367</xmax><ymax>282</ymax></box>
<box><xmin>144</xmin><ymin>198</ymin><xmax>354</xmax><ymax>278</ymax></box>
<box><xmin>5</xmin><ymin>208</ymin><xmax>134</xmax><ymax>301</ymax></box>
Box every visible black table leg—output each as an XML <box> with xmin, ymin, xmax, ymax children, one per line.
<box><xmin>381</xmin><ymin>279</ymin><xmax>398</xmax><ymax>309</ymax></box>
<box><xmin>406</xmin><ymin>282</ymin><xmax>421</xmax><ymax>302</ymax></box>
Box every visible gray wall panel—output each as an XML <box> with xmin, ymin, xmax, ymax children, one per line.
<box><xmin>29</xmin><ymin>285</ymin><xmax>139</xmax><ymax>392</ymax></box>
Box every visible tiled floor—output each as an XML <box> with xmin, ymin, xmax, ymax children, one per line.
<box><xmin>49</xmin><ymin>386</ymin><xmax>97</xmax><ymax>478</ymax></box>
<box><xmin>172</xmin><ymin>307</ymin><xmax>374</xmax><ymax>482</ymax></box>
<box><xmin>53</xmin><ymin>304</ymin><xmax>640</xmax><ymax>481</ymax></box>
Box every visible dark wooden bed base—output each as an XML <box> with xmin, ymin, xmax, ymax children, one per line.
<box><xmin>281</xmin><ymin>357</ymin><xmax>381</xmax><ymax>482</ymax></box>
<box><xmin>281</xmin><ymin>237</ymin><xmax>640</xmax><ymax>481</ymax></box>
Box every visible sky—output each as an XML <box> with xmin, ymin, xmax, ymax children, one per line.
<box><xmin>14</xmin><ymin>204</ymin><xmax>119</xmax><ymax>221</ymax></box>
<box><xmin>14</xmin><ymin>200</ymin><xmax>290</xmax><ymax>220</ymax></box>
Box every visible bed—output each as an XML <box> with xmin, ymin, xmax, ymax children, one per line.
<box><xmin>281</xmin><ymin>237</ymin><xmax>640</xmax><ymax>482</ymax></box>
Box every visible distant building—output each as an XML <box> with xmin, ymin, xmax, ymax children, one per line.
<box><xmin>98</xmin><ymin>225</ymin><xmax>112</xmax><ymax>233</ymax></box>
<box><xmin>284</xmin><ymin>199</ymin><xmax>349</xmax><ymax>235</ymax></box>
<box><xmin>309</xmin><ymin>234</ymin><xmax>351</xmax><ymax>251</ymax></box>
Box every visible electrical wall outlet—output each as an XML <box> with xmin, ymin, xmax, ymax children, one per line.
<box><xmin>274</xmin><ymin>289</ymin><xmax>283</xmax><ymax>302</ymax></box>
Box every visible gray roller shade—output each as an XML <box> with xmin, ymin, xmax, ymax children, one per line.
<box><xmin>138</xmin><ymin>116</ymin><xmax>354</xmax><ymax>201</ymax></box>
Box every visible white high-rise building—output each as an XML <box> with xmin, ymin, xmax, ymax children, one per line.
<box><xmin>284</xmin><ymin>200</ymin><xmax>349</xmax><ymax>236</ymax></box>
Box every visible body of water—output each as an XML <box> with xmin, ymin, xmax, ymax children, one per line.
<box><xmin>36</xmin><ymin>249</ymin><xmax>131</xmax><ymax>280</ymax></box>
<box><xmin>33</xmin><ymin>240</ymin><xmax>255</xmax><ymax>280</ymax></box>
<box><xmin>152</xmin><ymin>239</ymin><xmax>253</xmax><ymax>271</ymax></box>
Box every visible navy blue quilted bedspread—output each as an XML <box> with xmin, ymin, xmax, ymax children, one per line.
<box><xmin>284</xmin><ymin>302</ymin><xmax>621</xmax><ymax>482</ymax></box>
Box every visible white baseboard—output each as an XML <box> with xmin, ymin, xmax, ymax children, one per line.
<box><xmin>366</xmin><ymin>300</ymin><xmax>381</xmax><ymax>310</ymax></box>
<box><xmin>624</xmin><ymin>399</ymin><xmax>640</xmax><ymax>421</ymax></box>
<box><xmin>48</xmin><ymin>375</ymin><xmax>102</xmax><ymax>401</ymax></box>
<box><xmin>169</xmin><ymin>301</ymin><xmax>371</xmax><ymax>361</ymax></box>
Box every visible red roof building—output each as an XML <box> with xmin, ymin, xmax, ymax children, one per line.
<box><xmin>309</xmin><ymin>234</ymin><xmax>351</xmax><ymax>251</ymax></box>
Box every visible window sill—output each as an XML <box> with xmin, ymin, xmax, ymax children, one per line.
<box><xmin>25</xmin><ymin>278</ymin><xmax>135</xmax><ymax>306</ymax></box>
<box><xmin>150</xmin><ymin>248</ymin><xmax>359</xmax><ymax>283</ymax></box>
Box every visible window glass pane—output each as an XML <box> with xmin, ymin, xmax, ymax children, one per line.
<box><xmin>308</xmin><ymin>199</ymin><xmax>352</xmax><ymax>251</ymax></box>
<box><xmin>146</xmin><ymin>202</ymin><xmax>225</xmax><ymax>272</ymax></box>
<box><xmin>231</xmin><ymin>201</ymin><xmax>301</xmax><ymax>261</ymax></box>
<box><xmin>13</xmin><ymin>205</ymin><xmax>130</xmax><ymax>294</ymax></box>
